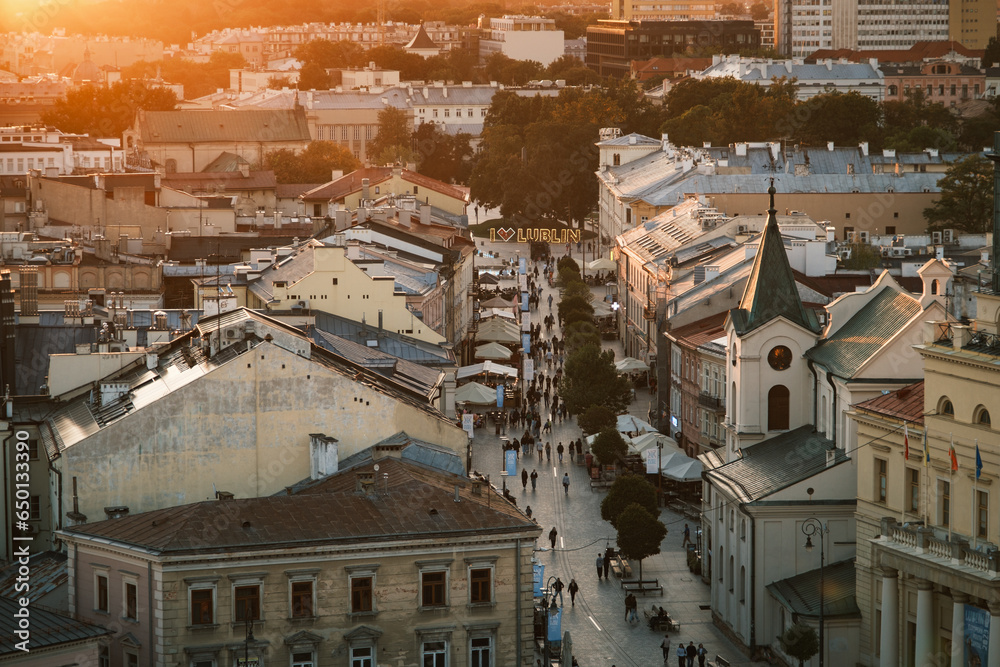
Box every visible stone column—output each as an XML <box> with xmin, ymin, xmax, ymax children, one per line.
<box><xmin>915</xmin><ymin>580</ymin><xmax>935</xmax><ymax>664</ymax></box>
<box><xmin>951</xmin><ymin>592</ymin><xmax>968</xmax><ymax>667</ymax></box>
<box><xmin>879</xmin><ymin>567</ymin><xmax>899</xmax><ymax>667</ymax></box>
<box><xmin>988</xmin><ymin>601</ymin><xmax>1000</xmax><ymax>667</ymax></box>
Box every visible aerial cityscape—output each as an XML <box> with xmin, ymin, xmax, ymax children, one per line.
<box><xmin>1</xmin><ymin>0</ymin><xmax>1000</xmax><ymax>666</ymax></box>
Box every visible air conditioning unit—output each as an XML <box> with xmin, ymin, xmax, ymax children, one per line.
<box><xmin>846</xmin><ymin>231</ymin><xmax>857</xmax><ymax>243</ymax></box>
<box><xmin>932</xmin><ymin>231</ymin><xmax>942</xmax><ymax>244</ymax></box>
<box><xmin>858</xmin><ymin>231</ymin><xmax>870</xmax><ymax>243</ymax></box>
<box><xmin>881</xmin><ymin>247</ymin><xmax>891</xmax><ymax>257</ymax></box>
<box><xmin>224</xmin><ymin>327</ymin><xmax>240</xmax><ymax>339</ymax></box>
<box><xmin>737</xmin><ymin>224</ymin><xmax>749</xmax><ymax>234</ymax></box>
<box><xmin>943</xmin><ymin>229</ymin><xmax>955</xmax><ymax>243</ymax></box>
<box><xmin>291</xmin><ymin>299</ymin><xmax>309</xmax><ymax>309</ymax></box>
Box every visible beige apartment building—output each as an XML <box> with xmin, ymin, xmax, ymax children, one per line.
<box><xmin>610</xmin><ymin>0</ymin><xmax>716</xmax><ymax>21</ymax></box>
<box><xmin>852</xmin><ymin>288</ymin><xmax>1000</xmax><ymax>666</ymax></box>
<box><xmin>58</xmin><ymin>455</ymin><xmax>541</xmax><ymax>667</ymax></box>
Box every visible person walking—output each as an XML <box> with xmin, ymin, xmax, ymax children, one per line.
<box><xmin>521</xmin><ymin>468</ymin><xmax>528</xmax><ymax>490</ymax></box>
<box><xmin>545</xmin><ymin>442</ymin><xmax>551</xmax><ymax>463</ymax></box>
<box><xmin>536</xmin><ymin>440</ymin><xmax>544</xmax><ymax>461</ymax></box>
<box><xmin>557</xmin><ymin>442</ymin><xmax>564</xmax><ymax>463</ymax></box>
<box><xmin>552</xmin><ymin>577</ymin><xmax>565</xmax><ymax>606</ymax></box>
<box><xmin>676</xmin><ymin>643</ymin><xmax>687</xmax><ymax>667</ymax></box>
<box><xmin>596</xmin><ymin>553</ymin><xmax>604</xmax><ymax>581</ymax></box>
<box><xmin>562</xmin><ymin>472</ymin><xmax>570</xmax><ymax>495</ymax></box>
<box><xmin>549</xmin><ymin>526</ymin><xmax>558</xmax><ymax>549</ymax></box>
<box><xmin>625</xmin><ymin>593</ymin><xmax>638</xmax><ymax>622</ymax></box>
<box><xmin>567</xmin><ymin>578</ymin><xmax>579</xmax><ymax>606</ymax></box>
<box><xmin>603</xmin><ymin>549</ymin><xmax>612</xmax><ymax>580</ymax></box>
<box><xmin>682</xmin><ymin>524</ymin><xmax>692</xmax><ymax>548</ymax></box>
<box><xmin>530</xmin><ymin>469</ymin><xmax>538</xmax><ymax>490</ymax></box>
<box><xmin>696</xmin><ymin>644</ymin><xmax>707</xmax><ymax>667</ymax></box>
<box><xmin>686</xmin><ymin>642</ymin><xmax>697</xmax><ymax>667</ymax></box>
<box><xmin>548</xmin><ymin>293</ymin><xmax>553</xmax><ymax>310</ymax></box>
<box><xmin>660</xmin><ymin>636</ymin><xmax>671</xmax><ymax>663</ymax></box>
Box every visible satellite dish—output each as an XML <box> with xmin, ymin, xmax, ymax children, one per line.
<box><xmin>373</xmin><ymin>464</ymin><xmax>380</xmax><ymax>472</ymax></box>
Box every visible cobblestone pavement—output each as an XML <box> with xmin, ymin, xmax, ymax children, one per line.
<box><xmin>468</xmin><ymin>210</ymin><xmax>767</xmax><ymax>667</ymax></box>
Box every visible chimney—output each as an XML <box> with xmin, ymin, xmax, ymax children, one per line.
<box><xmin>355</xmin><ymin>471</ymin><xmax>376</xmax><ymax>496</ymax></box>
<box><xmin>362</xmin><ymin>178</ymin><xmax>370</xmax><ymax>201</ymax></box>
<box><xmin>331</xmin><ymin>169</ymin><xmax>343</xmax><ymax>181</ymax></box>
<box><xmin>420</xmin><ymin>204</ymin><xmax>431</xmax><ymax>226</ymax></box>
<box><xmin>989</xmin><ymin>131</ymin><xmax>1000</xmax><ymax>293</ymax></box>
<box><xmin>104</xmin><ymin>506</ymin><xmax>129</xmax><ymax>519</ymax></box>
<box><xmin>827</xmin><ymin>141</ymin><xmax>834</xmax><ymax>151</ymax></box>
<box><xmin>399</xmin><ymin>210</ymin><xmax>411</xmax><ymax>227</ymax></box>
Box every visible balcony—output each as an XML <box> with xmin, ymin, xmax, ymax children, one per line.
<box><xmin>877</xmin><ymin>517</ymin><xmax>1000</xmax><ymax>576</ymax></box>
<box><xmin>698</xmin><ymin>392</ymin><xmax>725</xmax><ymax>412</ymax></box>
<box><xmin>931</xmin><ymin>323</ymin><xmax>1000</xmax><ymax>357</ymax></box>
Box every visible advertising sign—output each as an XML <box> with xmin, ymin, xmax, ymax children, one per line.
<box><xmin>497</xmin><ymin>384</ymin><xmax>504</xmax><ymax>409</ymax></box>
<box><xmin>519</xmin><ymin>257</ymin><xmax>527</xmax><ymax>275</ymax></box>
<box><xmin>965</xmin><ymin>604</ymin><xmax>990</xmax><ymax>666</ymax></box>
<box><xmin>533</xmin><ymin>563</ymin><xmax>544</xmax><ymax>596</ymax></box>
<box><xmin>646</xmin><ymin>448</ymin><xmax>659</xmax><ymax>474</ymax></box>
<box><xmin>462</xmin><ymin>413</ymin><xmax>474</xmax><ymax>438</ymax></box>
<box><xmin>522</xmin><ymin>333</ymin><xmax>531</xmax><ymax>354</ymax></box>
<box><xmin>524</xmin><ymin>358</ymin><xmax>534</xmax><ymax>382</ymax></box>
<box><xmin>505</xmin><ymin>449</ymin><xmax>517</xmax><ymax>478</ymax></box>
<box><xmin>547</xmin><ymin>607</ymin><xmax>562</xmax><ymax>642</ymax></box>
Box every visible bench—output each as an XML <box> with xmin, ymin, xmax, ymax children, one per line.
<box><xmin>643</xmin><ymin>608</ymin><xmax>679</xmax><ymax>632</ymax></box>
<box><xmin>621</xmin><ymin>579</ymin><xmax>663</xmax><ymax>595</ymax></box>
<box><xmin>709</xmin><ymin>656</ymin><xmax>731</xmax><ymax>667</ymax></box>
<box><xmin>610</xmin><ymin>557</ymin><xmax>632</xmax><ymax>579</ymax></box>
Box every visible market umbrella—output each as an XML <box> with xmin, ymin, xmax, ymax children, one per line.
<box><xmin>476</xmin><ymin>322</ymin><xmax>521</xmax><ymax>344</ymax></box>
<box><xmin>454</xmin><ymin>381</ymin><xmax>498</xmax><ymax>406</ymax></box>
<box><xmin>662</xmin><ymin>458</ymin><xmax>704</xmax><ymax>482</ymax></box>
<box><xmin>588</xmin><ymin>258</ymin><xmax>617</xmax><ymax>271</ymax></box>
<box><xmin>475</xmin><ymin>342</ymin><xmax>513</xmax><ymax>361</ymax></box>
<box><xmin>616</xmin><ymin>414</ymin><xmax>656</xmax><ymax>435</ymax></box>
<box><xmin>657</xmin><ymin>450</ymin><xmax>692</xmax><ymax>473</ymax></box>
<box><xmin>629</xmin><ymin>432</ymin><xmax>682</xmax><ymax>457</ymax></box>
<box><xmin>615</xmin><ymin>357</ymin><xmax>649</xmax><ymax>373</ymax></box>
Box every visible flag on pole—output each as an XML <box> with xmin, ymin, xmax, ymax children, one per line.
<box><xmin>903</xmin><ymin>422</ymin><xmax>909</xmax><ymax>460</ymax></box>
<box><xmin>949</xmin><ymin>434</ymin><xmax>959</xmax><ymax>472</ymax></box>
<box><xmin>976</xmin><ymin>439</ymin><xmax>982</xmax><ymax>480</ymax></box>
<box><xmin>923</xmin><ymin>427</ymin><xmax>929</xmax><ymax>467</ymax></box>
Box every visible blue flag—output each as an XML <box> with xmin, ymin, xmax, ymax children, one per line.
<box><xmin>976</xmin><ymin>441</ymin><xmax>982</xmax><ymax>480</ymax></box>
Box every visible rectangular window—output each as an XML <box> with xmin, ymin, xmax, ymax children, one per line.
<box><xmin>29</xmin><ymin>495</ymin><xmax>40</xmax><ymax>520</ymax></box>
<box><xmin>421</xmin><ymin>571</ymin><xmax>446</xmax><ymax>607</ymax></box>
<box><xmin>470</xmin><ymin>568</ymin><xmax>491</xmax><ymax>604</ymax></box>
<box><xmin>351</xmin><ymin>647</ymin><xmax>373</xmax><ymax>667</ymax></box>
<box><xmin>291</xmin><ymin>580</ymin><xmax>313</xmax><ymax>618</ymax></box>
<box><xmin>27</xmin><ymin>439</ymin><xmax>38</xmax><ymax>460</ymax></box>
<box><xmin>191</xmin><ymin>588</ymin><xmax>214</xmax><ymax>625</ymax></box>
<box><xmin>470</xmin><ymin>636</ymin><xmax>492</xmax><ymax>667</ymax></box>
<box><xmin>234</xmin><ymin>585</ymin><xmax>260</xmax><ymax>621</ymax></box>
<box><xmin>876</xmin><ymin>458</ymin><xmax>887</xmax><ymax>503</ymax></box>
<box><xmin>126</xmin><ymin>652</ymin><xmax>138</xmax><ymax>667</ymax></box>
<box><xmin>908</xmin><ymin>468</ymin><xmax>919</xmax><ymax>512</ymax></box>
<box><xmin>351</xmin><ymin>576</ymin><xmax>373</xmax><ymax>613</ymax></box>
<box><xmin>444</xmin><ymin>109</ymin><xmax>450</xmax><ymax>117</ymax></box>
<box><xmin>978</xmin><ymin>490</ymin><xmax>988</xmax><ymax>538</ymax></box>
<box><xmin>124</xmin><ymin>581</ymin><xmax>137</xmax><ymax>620</ymax></box>
<box><xmin>413</xmin><ymin>186</ymin><xmax>419</xmax><ymax>195</ymax></box>
<box><xmin>99</xmin><ymin>645</ymin><xmax>110</xmax><ymax>667</ymax></box>
<box><xmin>96</xmin><ymin>573</ymin><xmax>109</xmax><ymax>612</ymax></box>
<box><xmin>292</xmin><ymin>652</ymin><xmax>313</xmax><ymax>667</ymax></box>
<box><xmin>422</xmin><ymin>641</ymin><xmax>447</xmax><ymax>667</ymax></box>
<box><xmin>939</xmin><ymin>479</ymin><xmax>951</xmax><ymax>526</ymax></box>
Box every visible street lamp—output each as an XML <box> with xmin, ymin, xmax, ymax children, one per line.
<box><xmin>801</xmin><ymin>518</ymin><xmax>827</xmax><ymax>667</ymax></box>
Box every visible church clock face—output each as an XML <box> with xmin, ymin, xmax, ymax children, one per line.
<box><xmin>767</xmin><ymin>345</ymin><xmax>793</xmax><ymax>371</ymax></box>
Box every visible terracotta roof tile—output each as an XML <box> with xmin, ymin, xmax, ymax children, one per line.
<box><xmin>853</xmin><ymin>380</ymin><xmax>924</xmax><ymax>425</ymax></box>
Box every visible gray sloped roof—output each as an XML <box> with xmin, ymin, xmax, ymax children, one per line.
<box><xmin>703</xmin><ymin>425</ymin><xmax>845</xmax><ymax>503</ymax></box>
<box><xmin>15</xmin><ymin>325</ymin><xmax>97</xmax><ymax>396</ymax></box>
<box><xmin>138</xmin><ymin>108</ymin><xmax>311</xmax><ymax>143</ymax></box>
<box><xmin>247</xmin><ymin>240</ymin><xmax>320</xmax><ymax>303</ymax></box>
<box><xmin>312</xmin><ymin>310</ymin><xmax>455</xmax><ymax>367</ymax></box>
<box><xmin>805</xmin><ymin>287</ymin><xmax>922</xmax><ymax>379</ymax></box>
<box><xmin>0</xmin><ymin>595</ymin><xmax>110</xmax><ymax>655</ymax></box>
<box><xmin>766</xmin><ymin>559</ymin><xmax>861</xmax><ymax>619</ymax></box>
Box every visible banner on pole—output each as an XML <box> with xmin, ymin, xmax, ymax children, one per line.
<box><xmin>547</xmin><ymin>607</ymin><xmax>562</xmax><ymax>642</ymax></box>
<box><xmin>505</xmin><ymin>449</ymin><xmax>517</xmax><ymax>478</ymax></box>
<box><xmin>646</xmin><ymin>448</ymin><xmax>659</xmax><ymax>474</ymax></box>
<box><xmin>462</xmin><ymin>413</ymin><xmax>474</xmax><ymax>439</ymax></box>
<box><xmin>497</xmin><ymin>384</ymin><xmax>504</xmax><ymax>408</ymax></box>
<box><xmin>965</xmin><ymin>604</ymin><xmax>990</xmax><ymax>666</ymax></box>
<box><xmin>519</xmin><ymin>257</ymin><xmax>527</xmax><ymax>275</ymax></box>
<box><xmin>524</xmin><ymin>358</ymin><xmax>534</xmax><ymax>382</ymax></box>
<box><xmin>533</xmin><ymin>563</ymin><xmax>544</xmax><ymax>596</ymax></box>
<box><xmin>522</xmin><ymin>333</ymin><xmax>531</xmax><ymax>354</ymax></box>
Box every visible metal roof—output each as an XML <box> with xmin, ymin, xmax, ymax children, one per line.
<box><xmin>61</xmin><ymin>458</ymin><xmax>537</xmax><ymax>555</ymax></box>
<box><xmin>0</xmin><ymin>595</ymin><xmax>110</xmax><ymax>655</ymax></box>
<box><xmin>766</xmin><ymin>559</ymin><xmax>861</xmax><ymax>619</ymax></box>
<box><xmin>312</xmin><ymin>310</ymin><xmax>455</xmax><ymax>367</ymax></box>
<box><xmin>853</xmin><ymin>380</ymin><xmax>925</xmax><ymax>425</ymax></box>
<box><xmin>247</xmin><ymin>239</ymin><xmax>321</xmax><ymax>303</ymax></box>
<box><xmin>14</xmin><ymin>324</ymin><xmax>96</xmax><ymax>396</ymax></box>
<box><xmin>703</xmin><ymin>425</ymin><xmax>845</xmax><ymax>503</ymax></box>
<box><xmin>138</xmin><ymin>108</ymin><xmax>311</xmax><ymax>144</ymax></box>
<box><xmin>805</xmin><ymin>287</ymin><xmax>922</xmax><ymax>378</ymax></box>
<box><xmin>0</xmin><ymin>551</ymin><xmax>66</xmax><ymax>600</ymax></box>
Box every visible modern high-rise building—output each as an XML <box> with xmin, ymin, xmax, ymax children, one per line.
<box><xmin>775</xmin><ymin>0</ymin><xmax>993</xmax><ymax>57</ymax></box>
<box><xmin>610</xmin><ymin>0</ymin><xmax>717</xmax><ymax>21</ymax></box>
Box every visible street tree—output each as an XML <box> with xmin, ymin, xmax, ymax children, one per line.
<box><xmin>923</xmin><ymin>154</ymin><xmax>994</xmax><ymax>233</ymax></box>
<box><xmin>793</xmin><ymin>90</ymin><xmax>881</xmax><ymax>146</ymax></box>
<box><xmin>615</xmin><ymin>503</ymin><xmax>668</xmax><ymax>581</ymax></box>
<box><xmin>263</xmin><ymin>141</ymin><xmax>361</xmax><ymax>184</ymax></box>
<box><xmin>42</xmin><ymin>80</ymin><xmax>177</xmax><ymax>138</ymax></box>
<box><xmin>591</xmin><ymin>428</ymin><xmax>628</xmax><ymax>467</ymax></box>
<box><xmin>368</xmin><ymin>106</ymin><xmax>414</xmax><ymax>166</ymax></box>
<box><xmin>985</xmin><ymin>36</ymin><xmax>1000</xmax><ymax>68</ymax></box>
<box><xmin>749</xmin><ymin>2</ymin><xmax>770</xmax><ymax>19</ymax></box>
<box><xmin>779</xmin><ymin>623</ymin><xmax>819</xmax><ymax>666</ymax></box>
<box><xmin>601</xmin><ymin>474</ymin><xmax>658</xmax><ymax>528</ymax></box>
<box><xmin>563</xmin><ymin>321</ymin><xmax>601</xmax><ymax>351</ymax></box>
<box><xmin>412</xmin><ymin>123</ymin><xmax>474</xmax><ymax>184</ymax></box>
<box><xmin>297</xmin><ymin>62</ymin><xmax>332</xmax><ymax>90</ymax></box>
<box><xmin>578</xmin><ymin>405</ymin><xmax>616</xmax><ymax>435</ymax></box>
<box><xmin>561</xmin><ymin>345</ymin><xmax>633</xmax><ymax>414</ymax></box>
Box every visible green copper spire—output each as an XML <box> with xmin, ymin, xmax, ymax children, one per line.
<box><xmin>734</xmin><ymin>179</ymin><xmax>818</xmax><ymax>334</ymax></box>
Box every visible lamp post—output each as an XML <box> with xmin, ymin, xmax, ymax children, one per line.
<box><xmin>801</xmin><ymin>518</ymin><xmax>827</xmax><ymax>667</ymax></box>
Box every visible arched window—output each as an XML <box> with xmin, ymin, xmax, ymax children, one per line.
<box><xmin>164</xmin><ymin>158</ymin><xmax>177</xmax><ymax>174</ymax></box>
<box><xmin>718</xmin><ymin>546</ymin><xmax>724</xmax><ymax>583</ymax></box>
<box><xmin>768</xmin><ymin>385</ymin><xmax>790</xmax><ymax>431</ymax></box>
<box><xmin>740</xmin><ymin>565</ymin><xmax>746</xmax><ymax>603</ymax></box>
<box><xmin>729</xmin><ymin>509</ymin><xmax>735</xmax><ymax>531</ymax></box>
<box><xmin>939</xmin><ymin>397</ymin><xmax>954</xmax><ymax>418</ymax></box>
<box><xmin>740</xmin><ymin>519</ymin><xmax>747</xmax><ymax>541</ymax></box>
<box><xmin>730</xmin><ymin>381</ymin><xmax>737</xmax><ymax>417</ymax></box>
<box><xmin>728</xmin><ymin>555</ymin><xmax>734</xmax><ymax>592</ymax></box>
<box><xmin>612</xmin><ymin>153</ymin><xmax>621</xmax><ymax>166</ymax></box>
<box><xmin>975</xmin><ymin>406</ymin><xmax>991</xmax><ymax>427</ymax></box>
<box><xmin>931</xmin><ymin>279</ymin><xmax>940</xmax><ymax>295</ymax></box>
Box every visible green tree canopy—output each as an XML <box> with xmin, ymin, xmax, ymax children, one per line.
<box><xmin>412</xmin><ymin>123</ymin><xmax>474</xmax><ymax>184</ymax></box>
<box><xmin>262</xmin><ymin>141</ymin><xmax>361</xmax><ymax>184</ymax></box>
<box><xmin>41</xmin><ymin>80</ymin><xmax>177</xmax><ymax>138</ymax></box>
<box><xmin>563</xmin><ymin>321</ymin><xmax>601</xmax><ymax>351</ymax></box>
<box><xmin>591</xmin><ymin>427</ymin><xmax>628</xmax><ymax>467</ymax></box>
<box><xmin>561</xmin><ymin>345</ymin><xmax>633</xmax><ymax>415</ymax></box>
<box><xmin>368</xmin><ymin>106</ymin><xmax>414</xmax><ymax>166</ymax></box>
<box><xmin>923</xmin><ymin>154</ymin><xmax>994</xmax><ymax>233</ymax></box>
<box><xmin>122</xmin><ymin>51</ymin><xmax>245</xmax><ymax>100</ymax></box>
<box><xmin>779</xmin><ymin>623</ymin><xmax>819</xmax><ymax>666</ymax></box>
<box><xmin>601</xmin><ymin>474</ymin><xmax>658</xmax><ymax>528</ymax></box>
<box><xmin>615</xmin><ymin>503</ymin><xmax>668</xmax><ymax>581</ymax></box>
<box><xmin>749</xmin><ymin>2</ymin><xmax>770</xmax><ymax>20</ymax></box>
<box><xmin>578</xmin><ymin>405</ymin><xmax>616</xmax><ymax>436</ymax></box>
